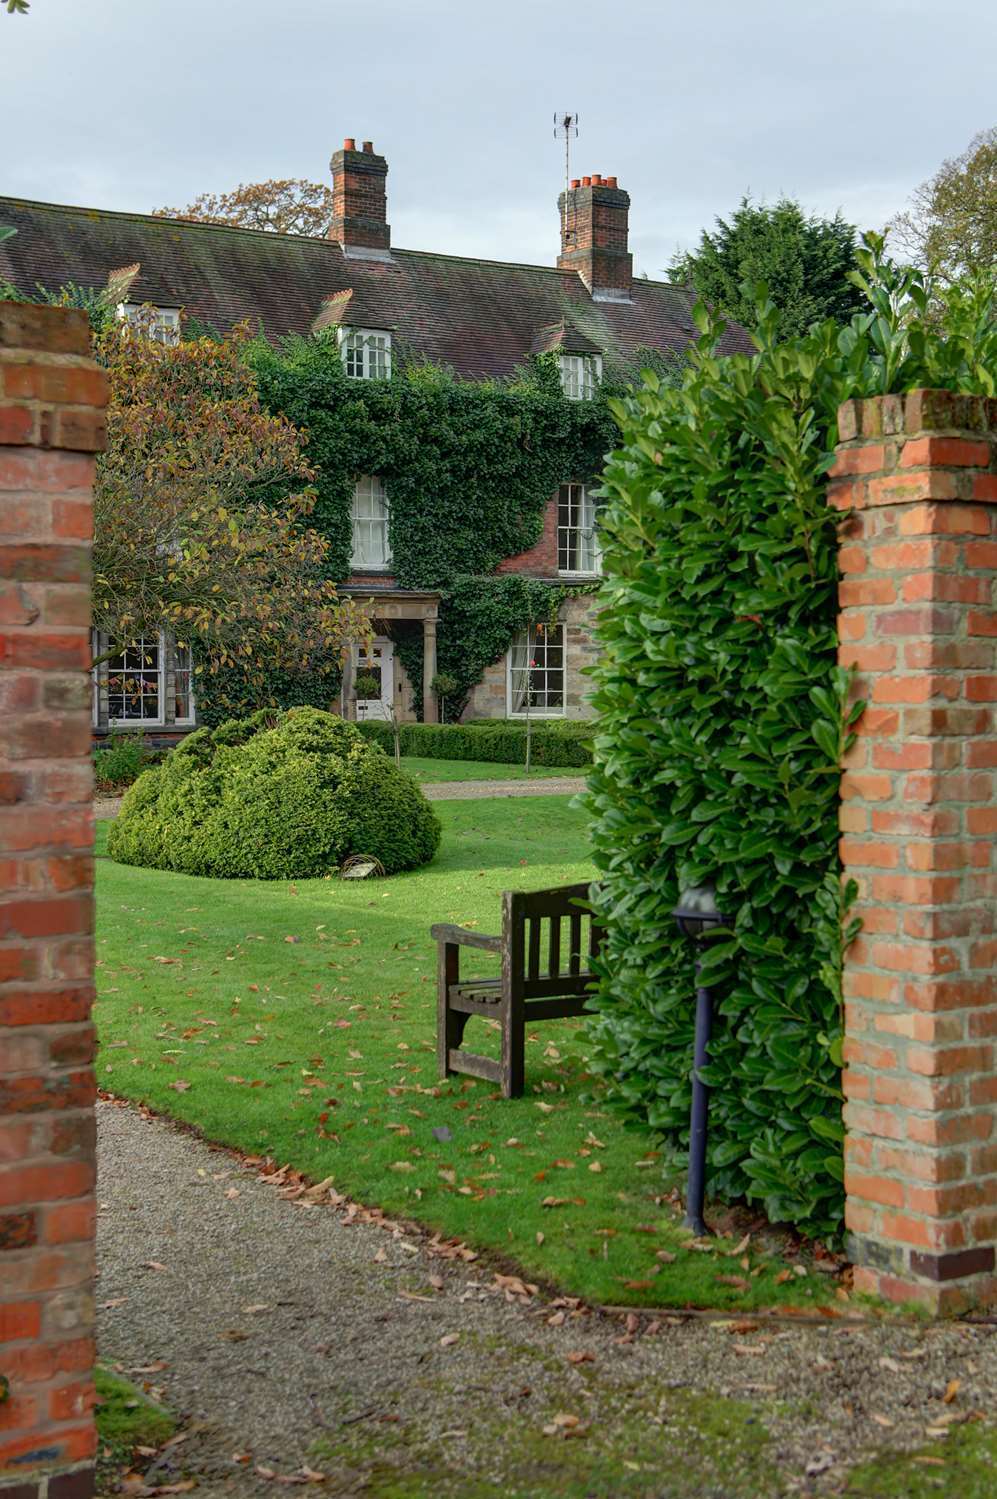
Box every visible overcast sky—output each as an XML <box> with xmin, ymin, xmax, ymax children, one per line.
<box><xmin>3</xmin><ymin>0</ymin><xmax>994</xmax><ymax>277</ymax></box>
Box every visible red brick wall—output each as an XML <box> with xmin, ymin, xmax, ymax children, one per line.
<box><xmin>557</xmin><ymin>180</ymin><xmax>632</xmax><ymax>298</ymax></box>
<box><xmin>832</xmin><ymin>389</ymin><xmax>997</xmax><ymax>1311</ymax></box>
<box><xmin>329</xmin><ymin>140</ymin><xmax>390</xmax><ymax>254</ymax></box>
<box><xmin>1</xmin><ymin>305</ymin><xmax>106</xmax><ymax>1497</ymax></box>
<box><xmin>496</xmin><ymin>495</ymin><xmax>558</xmax><ymax>576</ymax></box>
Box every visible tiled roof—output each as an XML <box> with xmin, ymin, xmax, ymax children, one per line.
<box><xmin>0</xmin><ymin>196</ymin><xmax>753</xmax><ymax>377</ymax></box>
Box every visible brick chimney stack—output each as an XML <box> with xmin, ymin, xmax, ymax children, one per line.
<box><xmin>329</xmin><ymin>137</ymin><xmax>390</xmax><ymax>259</ymax></box>
<box><xmin>557</xmin><ymin>175</ymin><xmax>632</xmax><ymax>301</ymax></box>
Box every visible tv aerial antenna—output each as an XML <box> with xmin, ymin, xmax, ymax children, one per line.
<box><xmin>554</xmin><ymin>113</ymin><xmax>579</xmax><ymax>244</ymax></box>
<box><xmin>554</xmin><ymin>112</ymin><xmax>579</xmax><ymax>195</ymax></box>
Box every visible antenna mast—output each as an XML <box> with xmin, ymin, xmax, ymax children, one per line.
<box><xmin>554</xmin><ymin>112</ymin><xmax>579</xmax><ymax>198</ymax></box>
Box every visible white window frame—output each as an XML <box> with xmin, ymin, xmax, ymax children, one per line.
<box><xmin>559</xmin><ymin>352</ymin><xmax>602</xmax><ymax>400</ymax></box>
<box><xmin>117</xmin><ymin>303</ymin><xmax>181</xmax><ymax>345</ymax></box>
<box><xmin>557</xmin><ymin>482</ymin><xmax>601</xmax><ymax>577</ymax></box>
<box><xmin>92</xmin><ymin>631</ymin><xmax>195</xmax><ymax>729</ymax></box>
<box><xmin>338</xmin><ymin>326</ymin><xmax>392</xmax><ymax>380</ymax></box>
<box><xmin>350</xmin><ymin>476</ymin><xmax>391</xmax><ymax>569</ymax></box>
<box><xmin>506</xmin><ymin>622</ymin><xmax>567</xmax><ymax>719</ymax></box>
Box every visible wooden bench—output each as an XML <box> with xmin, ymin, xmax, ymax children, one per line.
<box><xmin>430</xmin><ymin>882</ymin><xmax>603</xmax><ymax>1098</ymax></box>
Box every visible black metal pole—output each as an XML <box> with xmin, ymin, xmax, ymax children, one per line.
<box><xmin>683</xmin><ymin>960</ymin><xmax>713</xmax><ymax>1237</ymax></box>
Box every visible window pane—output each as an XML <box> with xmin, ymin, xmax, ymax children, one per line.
<box><xmin>106</xmin><ymin>637</ymin><xmax>162</xmax><ymax>723</ymax></box>
<box><xmin>174</xmin><ymin>641</ymin><xmax>194</xmax><ymax>723</ymax></box>
<box><xmin>351</xmin><ymin>477</ymin><xmax>390</xmax><ymax>566</ymax></box>
<box><xmin>508</xmin><ymin>624</ymin><xmax>565</xmax><ymax>717</ymax></box>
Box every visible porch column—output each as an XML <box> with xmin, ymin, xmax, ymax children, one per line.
<box><xmin>422</xmin><ymin>615</ymin><xmax>438</xmax><ymax>723</ymax></box>
<box><xmin>341</xmin><ymin>644</ymin><xmax>356</xmax><ymax>721</ymax></box>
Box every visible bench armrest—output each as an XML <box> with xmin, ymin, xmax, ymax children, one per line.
<box><xmin>430</xmin><ymin>923</ymin><xmax>503</xmax><ymax>954</ymax></box>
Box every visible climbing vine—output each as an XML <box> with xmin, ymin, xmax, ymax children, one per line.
<box><xmin>245</xmin><ymin>334</ymin><xmax>616</xmax><ymax>714</ymax></box>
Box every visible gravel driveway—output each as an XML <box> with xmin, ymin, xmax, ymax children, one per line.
<box><xmin>96</xmin><ymin>1101</ymin><xmax>997</xmax><ymax>1497</ymax></box>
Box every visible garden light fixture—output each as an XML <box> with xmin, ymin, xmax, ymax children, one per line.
<box><xmin>672</xmin><ymin>882</ymin><xmax>730</xmax><ymax>1238</ymax></box>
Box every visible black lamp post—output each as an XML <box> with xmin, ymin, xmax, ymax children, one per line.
<box><xmin>672</xmin><ymin>882</ymin><xmax>729</xmax><ymax>1238</ymax></box>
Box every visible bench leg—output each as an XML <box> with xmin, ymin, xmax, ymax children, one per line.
<box><xmin>437</xmin><ymin>941</ymin><xmax>463</xmax><ymax>1081</ymax></box>
<box><xmin>500</xmin><ymin>989</ymin><xmax>525</xmax><ymax>1099</ymax></box>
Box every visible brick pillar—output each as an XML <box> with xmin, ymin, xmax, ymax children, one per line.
<box><xmin>832</xmin><ymin>389</ymin><xmax>997</xmax><ymax>1312</ymax></box>
<box><xmin>0</xmin><ymin>305</ymin><xmax>107</xmax><ymax>1496</ymax></box>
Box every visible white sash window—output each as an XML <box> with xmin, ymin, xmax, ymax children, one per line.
<box><xmin>507</xmin><ymin>622</ymin><xmax>566</xmax><ymax>718</ymax></box>
<box><xmin>350</xmin><ymin>477</ymin><xmax>391</xmax><ymax>568</ymax></box>
<box><xmin>557</xmin><ymin>483</ymin><xmax>601</xmax><ymax>576</ymax></box>
<box><xmin>339</xmin><ymin>327</ymin><xmax>392</xmax><ymax>380</ymax></box>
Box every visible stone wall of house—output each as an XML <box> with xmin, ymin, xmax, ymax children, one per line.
<box><xmin>463</xmin><ymin>593</ymin><xmax>598</xmax><ymax>721</ymax></box>
<box><xmin>0</xmin><ymin>304</ymin><xmax>105</xmax><ymax>1497</ymax></box>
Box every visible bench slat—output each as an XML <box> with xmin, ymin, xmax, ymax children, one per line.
<box><xmin>569</xmin><ymin>911</ymin><xmax>583</xmax><ymax>976</ymax></box>
<box><xmin>528</xmin><ymin>918</ymin><xmax>541</xmax><ymax>982</ymax></box>
<box><xmin>523</xmin><ymin>996</ymin><xmax>591</xmax><ymax>1021</ymax></box>
<box><xmin>548</xmin><ymin>915</ymin><xmax>561</xmax><ymax>976</ymax></box>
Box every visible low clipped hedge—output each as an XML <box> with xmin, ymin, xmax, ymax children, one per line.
<box><xmin>107</xmin><ymin>707</ymin><xmax>441</xmax><ymax>879</ymax></box>
<box><xmin>355</xmin><ymin>719</ymin><xmax>592</xmax><ymax>768</ymax></box>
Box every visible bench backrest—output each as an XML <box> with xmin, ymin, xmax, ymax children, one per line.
<box><xmin>502</xmin><ymin>882</ymin><xmax>603</xmax><ymax>999</ymax></box>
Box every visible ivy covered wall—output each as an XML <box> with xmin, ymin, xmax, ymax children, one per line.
<box><xmin>240</xmin><ymin>335</ymin><xmax>618</xmax><ymax>716</ymax></box>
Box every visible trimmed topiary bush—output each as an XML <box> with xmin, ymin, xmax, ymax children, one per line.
<box><xmin>107</xmin><ymin>707</ymin><xmax>441</xmax><ymax>879</ymax></box>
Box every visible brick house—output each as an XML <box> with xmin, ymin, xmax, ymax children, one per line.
<box><xmin>0</xmin><ymin>140</ymin><xmax>749</xmax><ymax>733</ymax></box>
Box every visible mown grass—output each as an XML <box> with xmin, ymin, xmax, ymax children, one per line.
<box><xmin>95</xmin><ymin>1366</ymin><xmax>174</xmax><ymax>1491</ymax></box>
<box><xmin>95</xmin><ymin>797</ymin><xmax>836</xmax><ymax>1312</ymax></box>
<box><xmin>398</xmin><ymin>756</ymin><xmax>583</xmax><ymax>783</ymax></box>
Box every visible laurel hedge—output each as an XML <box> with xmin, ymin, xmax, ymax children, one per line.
<box><xmin>585</xmin><ymin>238</ymin><xmax>997</xmax><ymax>1241</ymax></box>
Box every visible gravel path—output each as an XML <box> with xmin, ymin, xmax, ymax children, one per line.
<box><xmin>93</xmin><ymin>777</ymin><xmax>585</xmax><ymax>822</ymax></box>
<box><xmin>96</xmin><ymin>1100</ymin><xmax>997</xmax><ymax>1497</ymax></box>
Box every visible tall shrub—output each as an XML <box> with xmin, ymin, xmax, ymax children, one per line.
<box><xmin>586</xmin><ymin>242</ymin><xmax>997</xmax><ymax>1240</ymax></box>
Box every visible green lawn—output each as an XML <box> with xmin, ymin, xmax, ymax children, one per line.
<box><xmin>95</xmin><ymin>797</ymin><xmax>834</xmax><ymax>1312</ymax></box>
<box><xmin>399</xmin><ymin>756</ymin><xmax>584</xmax><ymax>783</ymax></box>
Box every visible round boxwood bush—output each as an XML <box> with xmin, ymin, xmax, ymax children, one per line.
<box><xmin>107</xmin><ymin>707</ymin><xmax>442</xmax><ymax>879</ymax></box>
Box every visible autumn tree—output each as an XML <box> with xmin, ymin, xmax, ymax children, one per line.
<box><xmin>93</xmin><ymin>315</ymin><xmax>367</xmax><ymax>695</ymax></box>
<box><xmin>154</xmin><ymin>180</ymin><xmax>335</xmax><ymax>237</ymax></box>
<box><xmin>890</xmin><ymin>128</ymin><xmax>997</xmax><ymax>282</ymax></box>
<box><xmin>670</xmin><ymin>196</ymin><xmax>865</xmax><ymax>341</ymax></box>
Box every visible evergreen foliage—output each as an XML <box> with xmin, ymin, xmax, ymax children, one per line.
<box><xmin>355</xmin><ymin>718</ymin><xmax>592</xmax><ymax>767</ymax></box>
<box><xmin>670</xmin><ymin>196</ymin><xmax>865</xmax><ymax>341</ymax></box>
<box><xmin>108</xmin><ymin>707</ymin><xmax>441</xmax><ymax>879</ymax></box>
<box><xmin>587</xmin><ymin>239</ymin><xmax>997</xmax><ymax>1241</ymax></box>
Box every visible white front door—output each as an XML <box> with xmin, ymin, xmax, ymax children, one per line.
<box><xmin>354</xmin><ymin>637</ymin><xmax>394</xmax><ymax>721</ymax></box>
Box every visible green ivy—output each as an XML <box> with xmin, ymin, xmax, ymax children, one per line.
<box><xmin>244</xmin><ymin>334</ymin><xmax>615</xmax><ymax>717</ymax></box>
<box><xmin>585</xmin><ymin>238</ymin><xmax>997</xmax><ymax>1242</ymax></box>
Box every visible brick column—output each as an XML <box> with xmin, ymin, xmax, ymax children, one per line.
<box><xmin>0</xmin><ymin>305</ymin><xmax>107</xmax><ymax>1496</ymax></box>
<box><xmin>832</xmin><ymin>389</ymin><xmax>997</xmax><ymax>1312</ymax></box>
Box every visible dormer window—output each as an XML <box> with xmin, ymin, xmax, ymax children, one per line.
<box><xmin>351</xmin><ymin>476</ymin><xmax>391</xmax><ymax>569</ymax></box>
<box><xmin>559</xmin><ymin>352</ymin><xmax>601</xmax><ymax>400</ymax></box>
<box><xmin>117</xmin><ymin>304</ymin><xmax>181</xmax><ymax>345</ymax></box>
<box><xmin>339</xmin><ymin>327</ymin><xmax>392</xmax><ymax>380</ymax></box>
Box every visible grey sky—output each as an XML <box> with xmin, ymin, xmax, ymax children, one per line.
<box><xmin>3</xmin><ymin>0</ymin><xmax>994</xmax><ymax>277</ymax></box>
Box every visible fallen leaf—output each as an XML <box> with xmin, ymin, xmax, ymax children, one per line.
<box><xmin>566</xmin><ymin>1351</ymin><xmax>594</xmax><ymax>1365</ymax></box>
<box><xmin>242</xmin><ymin>1304</ymin><xmax>270</xmax><ymax>1315</ymax></box>
<box><xmin>140</xmin><ymin>1262</ymin><xmax>168</xmax><ymax>1273</ymax></box>
<box><xmin>944</xmin><ymin>1378</ymin><xmax>961</xmax><ymax>1404</ymax></box>
<box><xmin>871</xmin><ymin>1414</ymin><xmax>894</xmax><ymax>1428</ymax></box>
<box><xmin>878</xmin><ymin>1356</ymin><xmax>901</xmax><ymax>1373</ymax></box>
<box><xmin>716</xmin><ymin>1275</ymin><xmax>749</xmax><ymax>1292</ymax></box>
<box><xmin>439</xmin><ymin>1333</ymin><xmax>460</xmax><ymax>1348</ymax></box>
<box><xmin>773</xmin><ymin>1269</ymin><xmax>792</xmax><ymax>1285</ymax></box>
<box><xmin>656</xmin><ymin>1250</ymin><xmax>676</xmax><ymax>1264</ymax></box>
<box><xmin>167</xmin><ymin>1081</ymin><xmax>191</xmax><ymax>1093</ymax></box>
